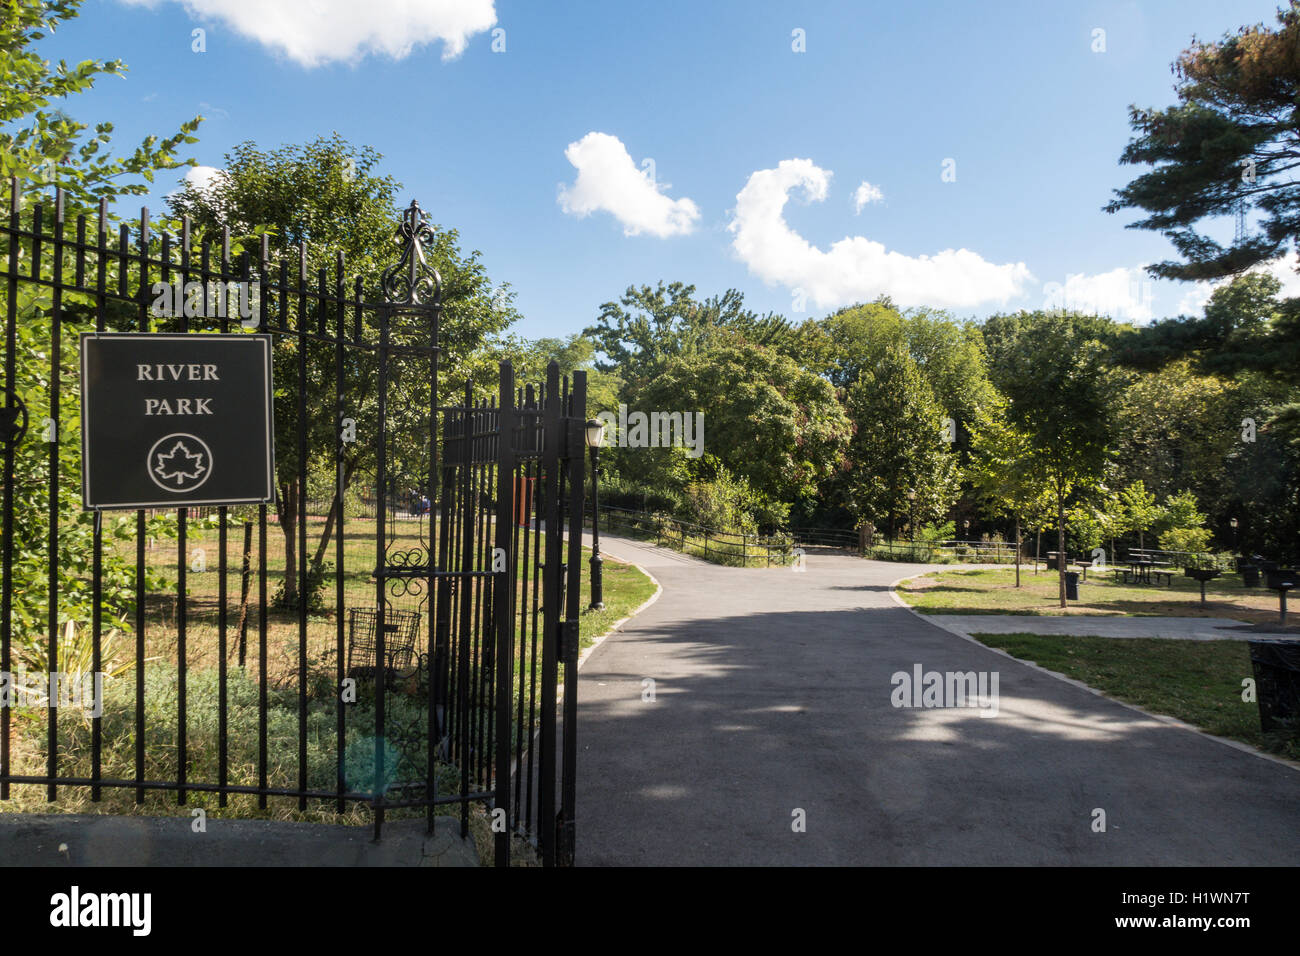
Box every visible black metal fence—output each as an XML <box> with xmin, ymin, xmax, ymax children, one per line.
<box><xmin>0</xmin><ymin>180</ymin><xmax>584</xmax><ymax>866</ymax></box>
<box><xmin>592</xmin><ymin>504</ymin><xmax>795</xmax><ymax>567</ymax></box>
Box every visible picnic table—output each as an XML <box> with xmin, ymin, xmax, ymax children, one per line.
<box><xmin>1112</xmin><ymin>560</ymin><xmax>1173</xmax><ymax>586</ymax></box>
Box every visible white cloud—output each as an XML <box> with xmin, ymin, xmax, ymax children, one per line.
<box><xmin>728</xmin><ymin>159</ymin><xmax>1031</xmax><ymax>310</ymax></box>
<box><xmin>853</xmin><ymin>181</ymin><xmax>883</xmax><ymax>213</ymax></box>
<box><xmin>557</xmin><ymin>132</ymin><xmax>700</xmax><ymax>238</ymax></box>
<box><xmin>1175</xmin><ymin>253</ymin><xmax>1300</xmax><ymax>315</ymax></box>
<box><xmin>1040</xmin><ymin>266</ymin><xmax>1155</xmax><ymax>322</ymax></box>
<box><xmin>174</xmin><ymin>164</ymin><xmax>225</xmax><ymax>199</ymax></box>
<box><xmin>118</xmin><ymin>0</ymin><xmax>497</xmax><ymax>67</ymax></box>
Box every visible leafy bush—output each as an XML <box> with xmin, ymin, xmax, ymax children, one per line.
<box><xmin>680</xmin><ymin>465</ymin><xmax>764</xmax><ymax>535</ymax></box>
<box><xmin>18</xmin><ymin>620</ymin><xmax>146</xmax><ymax>678</ymax></box>
<box><xmin>1159</xmin><ymin>526</ymin><xmax>1213</xmax><ymax>554</ymax></box>
<box><xmin>1156</xmin><ymin>489</ymin><xmax>1213</xmax><ymax>554</ymax></box>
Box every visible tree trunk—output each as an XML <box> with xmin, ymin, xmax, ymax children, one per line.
<box><xmin>1058</xmin><ymin>498</ymin><xmax>1067</xmax><ymax>608</ymax></box>
<box><xmin>277</xmin><ymin>477</ymin><xmax>298</xmax><ymax>607</ymax></box>
<box><xmin>1015</xmin><ymin>514</ymin><xmax>1021</xmax><ymax>588</ymax></box>
<box><xmin>1034</xmin><ymin>530</ymin><xmax>1040</xmax><ymax>574</ymax></box>
<box><xmin>311</xmin><ymin>457</ymin><xmax>359</xmax><ymax>568</ymax></box>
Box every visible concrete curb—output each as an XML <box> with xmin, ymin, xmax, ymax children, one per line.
<box><xmin>575</xmin><ymin>551</ymin><xmax>663</xmax><ymax>673</ymax></box>
<box><xmin>889</xmin><ymin>572</ymin><xmax>1300</xmax><ymax>774</ymax></box>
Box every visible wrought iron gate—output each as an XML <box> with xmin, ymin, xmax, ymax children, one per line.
<box><xmin>0</xmin><ymin>179</ymin><xmax>584</xmax><ymax>866</ymax></box>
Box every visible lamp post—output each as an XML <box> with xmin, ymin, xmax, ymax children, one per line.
<box><xmin>907</xmin><ymin>490</ymin><xmax>917</xmax><ymax>561</ymax></box>
<box><xmin>585</xmin><ymin>418</ymin><xmax>606</xmax><ymax>610</ymax></box>
<box><xmin>1230</xmin><ymin>517</ymin><xmax>1238</xmax><ymax>553</ymax></box>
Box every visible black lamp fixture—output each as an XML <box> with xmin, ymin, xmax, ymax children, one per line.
<box><xmin>585</xmin><ymin>418</ymin><xmax>606</xmax><ymax>610</ymax></box>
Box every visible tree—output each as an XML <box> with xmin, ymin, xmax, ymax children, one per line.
<box><xmin>1155</xmin><ymin>490</ymin><xmax>1213</xmax><ymax>554</ymax></box>
<box><xmin>584</xmin><ymin>281</ymin><xmax>796</xmax><ymax>388</ymax></box>
<box><xmin>0</xmin><ymin>0</ymin><xmax>202</xmax><ymax>651</ymax></box>
<box><xmin>1104</xmin><ymin>4</ymin><xmax>1300</xmax><ymax>428</ymax></box>
<box><xmin>1</xmin><ymin>0</ymin><xmax>202</xmax><ymax>211</ymax></box>
<box><xmin>1118</xmin><ymin>481</ymin><xmax>1160</xmax><ymax>555</ymax></box>
<box><xmin>990</xmin><ymin>312</ymin><xmax>1126</xmax><ymax>607</ymax></box>
<box><xmin>170</xmin><ymin>135</ymin><xmax>517</xmax><ymax>605</ymax></box>
<box><xmin>801</xmin><ymin>301</ymin><xmax>905</xmax><ymax>389</ymax></box>
<box><xmin>1066</xmin><ymin>502</ymin><xmax>1106</xmax><ymax>556</ymax></box>
<box><xmin>1113</xmin><ymin>359</ymin><xmax>1241</xmax><ymax>513</ymax></box>
<box><xmin>969</xmin><ymin>408</ymin><xmax>1049</xmax><ymax>587</ymax></box>
<box><xmin>1022</xmin><ymin>494</ymin><xmax>1057</xmax><ymax>576</ymax></box>
<box><xmin>1104</xmin><ymin>2</ymin><xmax>1300</xmax><ymax>281</ymax></box>
<box><xmin>1226</xmin><ymin>404</ymin><xmax>1300</xmax><ymax>558</ymax></box>
<box><xmin>627</xmin><ymin>337</ymin><xmax>851</xmax><ymax>516</ymax></box>
<box><xmin>805</xmin><ymin>301</ymin><xmax>997</xmax><ymax>427</ymax></box>
<box><xmin>1093</xmin><ymin>486</ymin><xmax>1128</xmax><ymax>569</ymax></box>
<box><xmin>493</xmin><ymin>333</ymin><xmax>622</xmax><ymax>415</ymax></box>
<box><xmin>841</xmin><ymin>343</ymin><xmax>959</xmax><ymax>539</ymax></box>
<box><xmin>1114</xmin><ymin>270</ymin><xmax>1299</xmax><ymax>387</ymax></box>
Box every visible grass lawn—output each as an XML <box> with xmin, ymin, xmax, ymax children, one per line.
<box><xmin>91</xmin><ymin>515</ymin><xmax>652</xmax><ymax>686</ymax></box>
<box><xmin>970</xmin><ymin>632</ymin><xmax>1299</xmax><ymax>761</ymax></box>
<box><xmin>898</xmin><ymin>565</ymin><xmax>1290</xmax><ymax>625</ymax></box>
<box><xmin>574</xmin><ymin>558</ymin><xmax>657</xmax><ymax>653</ymax></box>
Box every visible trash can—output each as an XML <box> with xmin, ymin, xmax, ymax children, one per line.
<box><xmin>1248</xmin><ymin>640</ymin><xmax>1300</xmax><ymax>734</ymax></box>
<box><xmin>1239</xmin><ymin>564</ymin><xmax>1260</xmax><ymax>588</ymax></box>
<box><xmin>1064</xmin><ymin>571</ymin><xmax>1080</xmax><ymax>600</ymax></box>
<box><xmin>1265</xmin><ymin>568</ymin><xmax>1298</xmax><ymax>591</ymax></box>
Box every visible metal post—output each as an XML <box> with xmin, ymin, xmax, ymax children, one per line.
<box><xmin>538</xmin><ymin>362</ymin><xmax>562</xmax><ymax>866</ymax></box>
<box><xmin>559</xmin><ymin>372</ymin><xmax>587</xmax><ymax>866</ymax></box>
<box><xmin>492</xmin><ymin>361</ymin><xmax>517</xmax><ymax>867</ymax></box>
<box><xmin>589</xmin><ymin>445</ymin><xmax>603</xmax><ymax>610</ymax></box>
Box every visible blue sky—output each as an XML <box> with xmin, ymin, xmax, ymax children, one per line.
<box><xmin>39</xmin><ymin>0</ymin><xmax>1292</xmax><ymax>338</ymax></box>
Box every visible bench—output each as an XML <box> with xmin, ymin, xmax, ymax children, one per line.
<box><xmin>1151</xmin><ymin>570</ymin><xmax>1173</xmax><ymax>586</ymax></box>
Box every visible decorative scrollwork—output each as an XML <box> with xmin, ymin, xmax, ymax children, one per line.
<box><xmin>387</xmin><ymin>576</ymin><xmax>425</xmax><ymax>599</ymax></box>
<box><xmin>380</xmin><ymin>200</ymin><xmax>442</xmax><ymax>306</ymax></box>
<box><xmin>385</xmin><ymin>546</ymin><xmax>430</xmax><ymax>569</ymax></box>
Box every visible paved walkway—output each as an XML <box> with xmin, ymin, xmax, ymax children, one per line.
<box><xmin>0</xmin><ymin>815</ymin><xmax>477</xmax><ymax>867</ymax></box>
<box><xmin>576</xmin><ymin>535</ymin><xmax>1299</xmax><ymax>866</ymax></box>
<box><xmin>916</xmin><ymin>614</ymin><xmax>1297</xmax><ymax>641</ymax></box>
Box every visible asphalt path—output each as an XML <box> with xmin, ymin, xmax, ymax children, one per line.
<box><xmin>575</xmin><ymin>536</ymin><xmax>1300</xmax><ymax>866</ymax></box>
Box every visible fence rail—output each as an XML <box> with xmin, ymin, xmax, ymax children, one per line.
<box><xmin>591</xmin><ymin>505</ymin><xmax>795</xmax><ymax>567</ymax></box>
<box><xmin>1125</xmin><ymin>547</ymin><xmax>1238</xmax><ymax>571</ymax></box>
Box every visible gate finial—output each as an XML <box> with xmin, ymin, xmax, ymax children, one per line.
<box><xmin>381</xmin><ymin>199</ymin><xmax>442</xmax><ymax>306</ymax></box>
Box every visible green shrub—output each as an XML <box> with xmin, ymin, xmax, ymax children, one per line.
<box><xmin>10</xmin><ymin>663</ymin><xmax>464</xmax><ymax>810</ymax></box>
<box><xmin>1159</xmin><ymin>526</ymin><xmax>1213</xmax><ymax>554</ymax></box>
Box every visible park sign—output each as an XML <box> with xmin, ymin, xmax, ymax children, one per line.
<box><xmin>80</xmin><ymin>333</ymin><xmax>275</xmax><ymax>509</ymax></box>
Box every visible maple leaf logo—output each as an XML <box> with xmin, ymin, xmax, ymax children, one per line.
<box><xmin>154</xmin><ymin>439</ymin><xmax>206</xmax><ymax>486</ymax></box>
